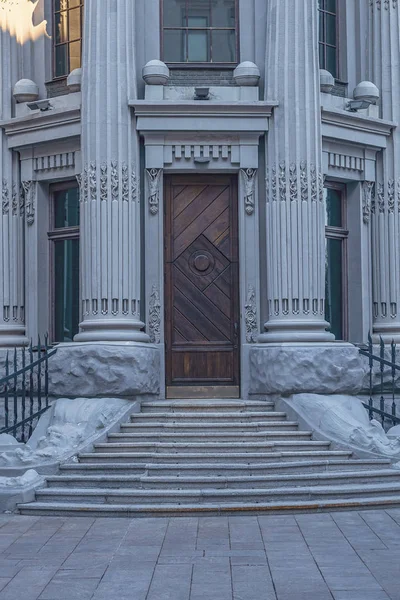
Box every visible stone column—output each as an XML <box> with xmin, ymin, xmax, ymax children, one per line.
<box><xmin>0</xmin><ymin>27</ymin><xmax>27</xmax><ymax>346</ymax></box>
<box><xmin>368</xmin><ymin>1</ymin><xmax>400</xmax><ymax>342</ymax></box>
<box><xmin>259</xmin><ymin>0</ymin><xmax>334</xmax><ymax>343</ymax></box>
<box><xmin>75</xmin><ymin>0</ymin><xmax>148</xmax><ymax>342</ymax></box>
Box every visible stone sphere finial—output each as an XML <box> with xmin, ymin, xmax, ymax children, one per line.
<box><xmin>320</xmin><ymin>69</ymin><xmax>335</xmax><ymax>93</ymax></box>
<box><xmin>67</xmin><ymin>68</ymin><xmax>82</xmax><ymax>92</ymax></box>
<box><xmin>13</xmin><ymin>79</ymin><xmax>39</xmax><ymax>103</ymax></box>
<box><xmin>353</xmin><ymin>81</ymin><xmax>380</xmax><ymax>104</ymax></box>
<box><xmin>142</xmin><ymin>60</ymin><xmax>170</xmax><ymax>85</ymax></box>
<box><xmin>233</xmin><ymin>61</ymin><xmax>260</xmax><ymax>86</ymax></box>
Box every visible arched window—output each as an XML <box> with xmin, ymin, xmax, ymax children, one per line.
<box><xmin>162</xmin><ymin>0</ymin><xmax>238</xmax><ymax>65</ymax></box>
<box><xmin>318</xmin><ymin>0</ymin><xmax>337</xmax><ymax>77</ymax></box>
<box><xmin>53</xmin><ymin>0</ymin><xmax>84</xmax><ymax>79</ymax></box>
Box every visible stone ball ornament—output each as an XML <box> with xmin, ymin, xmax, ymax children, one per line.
<box><xmin>142</xmin><ymin>60</ymin><xmax>170</xmax><ymax>85</ymax></box>
<box><xmin>353</xmin><ymin>81</ymin><xmax>380</xmax><ymax>104</ymax></box>
<box><xmin>13</xmin><ymin>79</ymin><xmax>39</xmax><ymax>103</ymax></box>
<box><xmin>233</xmin><ymin>61</ymin><xmax>261</xmax><ymax>86</ymax></box>
<box><xmin>320</xmin><ymin>69</ymin><xmax>335</xmax><ymax>93</ymax></box>
<box><xmin>67</xmin><ymin>68</ymin><xmax>82</xmax><ymax>92</ymax></box>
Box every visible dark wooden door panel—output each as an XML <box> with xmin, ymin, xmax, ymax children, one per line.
<box><xmin>165</xmin><ymin>175</ymin><xmax>239</xmax><ymax>387</ymax></box>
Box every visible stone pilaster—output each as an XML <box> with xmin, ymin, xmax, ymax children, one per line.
<box><xmin>259</xmin><ymin>0</ymin><xmax>334</xmax><ymax>343</ymax></box>
<box><xmin>75</xmin><ymin>0</ymin><xmax>148</xmax><ymax>342</ymax></box>
<box><xmin>0</xmin><ymin>28</ymin><xmax>27</xmax><ymax>346</ymax></box>
<box><xmin>368</xmin><ymin>1</ymin><xmax>400</xmax><ymax>341</ymax></box>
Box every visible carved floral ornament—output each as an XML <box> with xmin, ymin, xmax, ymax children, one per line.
<box><xmin>266</xmin><ymin>161</ymin><xmax>323</xmax><ymax>203</ymax></box>
<box><xmin>370</xmin><ymin>0</ymin><xmax>398</xmax><ymax>9</ymax></box>
<box><xmin>2</xmin><ymin>179</ymin><xmax>27</xmax><ymax>221</ymax></box>
<box><xmin>148</xmin><ymin>284</ymin><xmax>161</xmax><ymax>344</ymax></box>
<box><xmin>240</xmin><ymin>168</ymin><xmax>257</xmax><ymax>215</ymax></box>
<box><xmin>146</xmin><ymin>168</ymin><xmax>162</xmax><ymax>215</ymax></box>
<box><xmin>244</xmin><ymin>285</ymin><xmax>258</xmax><ymax>343</ymax></box>
<box><xmin>78</xmin><ymin>162</ymin><xmax>137</xmax><ymax>203</ymax></box>
<box><xmin>369</xmin><ymin>178</ymin><xmax>400</xmax><ymax>215</ymax></box>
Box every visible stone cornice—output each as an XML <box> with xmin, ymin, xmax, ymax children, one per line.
<box><xmin>130</xmin><ymin>100</ymin><xmax>277</xmax><ymax>117</ymax></box>
<box><xmin>322</xmin><ymin>107</ymin><xmax>395</xmax><ymax>138</ymax></box>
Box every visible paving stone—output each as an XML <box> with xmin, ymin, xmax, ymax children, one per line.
<box><xmin>332</xmin><ymin>592</ymin><xmax>390</xmax><ymax>600</ymax></box>
<box><xmin>38</xmin><ymin>573</ymin><xmax>100</xmax><ymax>600</ymax></box>
<box><xmin>147</xmin><ymin>564</ymin><xmax>192</xmax><ymax>600</ymax></box>
<box><xmin>229</xmin><ymin>516</ymin><xmax>264</xmax><ymax>549</ymax></box>
<box><xmin>0</xmin><ymin>566</ymin><xmax>57</xmax><ymax>600</ymax></box>
<box><xmin>197</xmin><ymin>517</ymin><xmax>230</xmax><ymax>549</ymax></box>
<box><xmin>232</xmin><ymin>565</ymin><xmax>276</xmax><ymax>600</ymax></box>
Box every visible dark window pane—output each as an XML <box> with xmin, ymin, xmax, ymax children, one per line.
<box><xmin>163</xmin><ymin>0</ymin><xmax>186</xmax><ymax>27</ymax></box>
<box><xmin>55</xmin><ymin>44</ymin><xmax>68</xmax><ymax>77</ymax></box>
<box><xmin>212</xmin><ymin>0</ymin><xmax>235</xmax><ymax>27</ymax></box>
<box><xmin>188</xmin><ymin>0</ymin><xmax>210</xmax><ymax>26</ymax></box>
<box><xmin>212</xmin><ymin>29</ymin><xmax>235</xmax><ymax>62</ymax></box>
<box><xmin>326</xmin><ymin>0</ymin><xmax>336</xmax><ymax>13</ymax></box>
<box><xmin>55</xmin><ymin>11</ymin><xmax>68</xmax><ymax>44</ymax></box>
<box><xmin>325</xmin><ymin>237</ymin><xmax>343</xmax><ymax>340</ymax></box>
<box><xmin>54</xmin><ymin>239</ymin><xmax>80</xmax><ymax>342</ymax></box>
<box><xmin>319</xmin><ymin>43</ymin><xmax>325</xmax><ymax>69</ymax></box>
<box><xmin>325</xmin><ymin>188</ymin><xmax>342</xmax><ymax>227</ymax></box>
<box><xmin>188</xmin><ymin>30</ymin><xmax>209</xmax><ymax>62</ymax></box>
<box><xmin>326</xmin><ymin>13</ymin><xmax>336</xmax><ymax>45</ymax></box>
<box><xmin>326</xmin><ymin>45</ymin><xmax>337</xmax><ymax>76</ymax></box>
<box><xmin>188</xmin><ymin>15</ymin><xmax>209</xmax><ymax>27</ymax></box>
<box><xmin>54</xmin><ymin>188</ymin><xmax>80</xmax><ymax>228</ymax></box>
<box><xmin>164</xmin><ymin>29</ymin><xmax>186</xmax><ymax>62</ymax></box>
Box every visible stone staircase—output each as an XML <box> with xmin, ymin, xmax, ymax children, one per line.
<box><xmin>17</xmin><ymin>399</ymin><xmax>400</xmax><ymax>517</ymax></box>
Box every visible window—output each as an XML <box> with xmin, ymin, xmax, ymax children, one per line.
<box><xmin>162</xmin><ymin>0</ymin><xmax>238</xmax><ymax>64</ymax></box>
<box><xmin>53</xmin><ymin>0</ymin><xmax>84</xmax><ymax>78</ymax></box>
<box><xmin>318</xmin><ymin>0</ymin><xmax>337</xmax><ymax>77</ymax></box>
<box><xmin>48</xmin><ymin>184</ymin><xmax>80</xmax><ymax>342</ymax></box>
<box><xmin>325</xmin><ymin>184</ymin><xmax>348</xmax><ymax>340</ymax></box>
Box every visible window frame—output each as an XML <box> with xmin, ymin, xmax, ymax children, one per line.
<box><xmin>52</xmin><ymin>0</ymin><xmax>84</xmax><ymax>81</ymax></box>
<box><xmin>324</xmin><ymin>181</ymin><xmax>348</xmax><ymax>341</ymax></box>
<box><xmin>318</xmin><ymin>0</ymin><xmax>340</xmax><ymax>80</ymax></box>
<box><xmin>160</xmin><ymin>0</ymin><xmax>240</xmax><ymax>68</ymax></box>
<box><xmin>47</xmin><ymin>181</ymin><xmax>80</xmax><ymax>343</ymax></box>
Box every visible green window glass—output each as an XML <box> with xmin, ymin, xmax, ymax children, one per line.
<box><xmin>163</xmin><ymin>0</ymin><xmax>237</xmax><ymax>64</ymax></box>
<box><xmin>324</xmin><ymin>185</ymin><xmax>347</xmax><ymax>340</ymax></box>
<box><xmin>49</xmin><ymin>185</ymin><xmax>80</xmax><ymax>343</ymax></box>
<box><xmin>318</xmin><ymin>0</ymin><xmax>337</xmax><ymax>78</ymax></box>
<box><xmin>54</xmin><ymin>0</ymin><xmax>84</xmax><ymax>78</ymax></box>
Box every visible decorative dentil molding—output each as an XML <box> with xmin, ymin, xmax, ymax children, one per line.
<box><xmin>370</xmin><ymin>0</ymin><xmax>398</xmax><ymax>9</ymax></box>
<box><xmin>21</xmin><ymin>181</ymin><xmax>35</xmax><ymax>226</ymax></box>
<box><xmin>362</xmin><ymin>181</ymin><xmax>375</xmax><ymax>224</ymax></box>
<box><xmin>244</xmin><ymin>285</ymin><xmax>258</xmax><ymax>343</ymax></box>
<box><xmin>146</xmin><ymin>168</ymin><xmax>162</xmax><ymax>215</ymax></box>
<box><xmin>148</xmin><ymin>285</ymin><xmax>161</xmax><ymax>344</ymax></box>
<box><xmin>34</xmin><ymin>152</ymin><xmax>75</xmax><ymax>173</ymax></box>
<box><xmin>267</xmin><ymin>161</ymin><xmax>323</xmax><ymax>203</ymax></box>
<box><xmin>240</xmin><ymin>169</ymin><xmax>257</xmax><ymax>216</ymax></box>
<box><xmin>78</xmin><ymin>162</ymin><xmax>137</xmax><ymax>203</ymax></box>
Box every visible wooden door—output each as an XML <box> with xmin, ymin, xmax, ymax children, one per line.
<box><xmin>165</xmin><ymin>175</ymin><xmax>240</xmax><ymax>389</ymax></box>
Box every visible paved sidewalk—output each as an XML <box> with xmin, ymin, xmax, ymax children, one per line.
<box><xmin>0</xmin><ymin>511</ymin><xmax>398</xmax><ymax>599</ymax></box>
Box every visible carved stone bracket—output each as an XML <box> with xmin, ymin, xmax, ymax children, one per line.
<box><xmin>241</xmin><ymin>168</ymin><xmax>257</xmax><ymax>215</ymax></box>
<box><xmin>244</xmin><ymin>284</ymin><xmax>258</xmax><ymax>343</ymax></box>
<box><xmin>146</xmin><ymin>168</ymin><xmax>162</xmax><ymax>215</ymax></box>
<box><xmin>148</xmin><ymin>284</ymin><xmax>161</xmax><ymax>344</ymax></box>
<box><xmin>362</xmin><ymin>181</ymin><xmax>375</xmax><ymax>224</ymax></box>
<box><xmin>22</xmin><ymin>181</ymin><xmax>35</xmax><ymax>226</ymax></box>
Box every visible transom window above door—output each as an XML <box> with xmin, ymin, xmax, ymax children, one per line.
<box><xmin>162</xmin><ymin>0</ymin><xmax>238</xmax><ymax>65</ymax></box>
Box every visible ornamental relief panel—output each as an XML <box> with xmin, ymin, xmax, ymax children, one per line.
<box><xmin>371</xmin><ymin>178</ymin><xmax>400</xmax><ymax>215</ymax></box>
<box><xmin>146</xmin><ymin>168</ymin><xmax>162</xmax><ymax>215</ymax></box>
<box><xmin>370</xmin><ymin>0</ymin><xmax>398</xmax><ymax>9</ymax></box>
<box><xmin>78</xmin><ymin>162</ymin><xmax>137</xmax><ymax>203</ymax></box>
<box><xmin>267</xmin><ymin>162</ymin><xmax>323</xmax><ymax>203</ymax></box>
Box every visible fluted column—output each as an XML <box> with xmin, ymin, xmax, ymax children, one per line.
<box><xmin>75</xmin><ymin>0</ymin><xmax>148</xmax><ymax>342</ymax></box>
<box><xmin>0</xmin><ymin>27</ymin><xmax>27</xmax><ymax>346</ymax></box>
<box><xmin>368</xmin><ymin>1</ymin><xmax>400</xmax><ymax>342</ymax></box>
<box><xmin>259</xmin><ymin>0</ymin><xmax>334</xmax><ymax>343</ymax></box>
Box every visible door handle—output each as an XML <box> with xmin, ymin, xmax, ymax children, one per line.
<box><xmin>234</xmin><ymin>322</ymin><xmax>239</xmax><ymax>337</ymax></box>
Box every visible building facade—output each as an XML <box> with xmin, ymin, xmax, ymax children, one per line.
<box><xmin>0</xmin><ymin>0</ymin><xmax>398</xmax><ymax>399</ymax></box>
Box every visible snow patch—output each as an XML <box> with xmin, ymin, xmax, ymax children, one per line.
<box><xmin>0</xmin><ymin>469</ymin><xmax>43</xmax><ymax>489</ymax></box>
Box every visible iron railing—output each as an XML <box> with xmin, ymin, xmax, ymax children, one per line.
<box><xmin>359</xmin><ymin>333</ymin><xmax>400</xmax><ymax>430</ymax></box>
<box><xmin>0</xmin><ymin>336</ymin><xmax>57</xmax><ymax>442</ymax></box>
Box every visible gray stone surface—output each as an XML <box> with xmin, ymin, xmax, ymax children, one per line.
<box><xmin>249</xmin><ymin>344</ymin><xmax>367</xmax><ymax>395</ymax></box>
<box><xmin>48</xmin><ymin>343</ymin><xmax>161</xmax><ymax>398</ymax></box>
<box><xmin>0</xmin><ymin>511</ymin><xmax>397</xmax><ymax>599</ymax></box>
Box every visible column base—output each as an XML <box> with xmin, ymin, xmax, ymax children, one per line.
<box><xmin>258</xmin><ymin>319</ymin><xmax>335</xmax><ymax>343</ymax></box>
<box><xmin>74</xmin><ymin>319</ymin><xmax>150</xmax><ymax>343</ymax></box>
<box><xmin>0</xmin><ymin>325</ymin><xmax>29</xmax><ymax>347</ymax></box>
<box><xmin>372</xmin><ymin>322</ymin><xmax>400</xmax><ymax>344</ymax></box>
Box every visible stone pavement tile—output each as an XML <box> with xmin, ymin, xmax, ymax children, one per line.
<box><xmin>0</xmin><ymin>516</ymin><xmax>40</xmax><ymax>534</ymax></box>
<box><xmin>58</xmin><ymin>517</ymin><xmax>95</xmax><ymax>535</ymax></box>
<box><xmin>102</xmin><ymin>564</ymin><xmax>155</xmax><ymax>584</ymax></box>
<box><xmin>157</xmin><ymin>550</ymin><xmax>204</xmax><ymax>565</ymax></box>
<box><xmin>36</xmin><ymin>538</ymin><xmax>81</xmax><ymax>559</ymax></box>
<box><xmin>258</xmin><ymin>516</ymin><xmax>303</xmax><ymax>545</ymax></box>
<box><xmin>0</xmin><ymin>581</ymin><xmax>10</xmax><ymax>594</ymax></box>
<box><xmin>0</xmin><ymin>533</ymin><xmax>25</xmax><ymax>553</ymax></box>
<box><xmin>322</xmin><ymin>574</ymin><xmax>384</xmax><ymax>591</ymax></box>
<box><xmin>196</xmin><ymin>516</ymin><xmax>230</xmax><ymax>549</ymax></box>
<box><xmin>62</xmin><ymin>552</ymin><xmax>112</xmax><ymax>571</ymax></box>
<box><xmin>38</xmin><ymin>572</ymin><xmax>101</xmax><ymax>600</ymax></box>
<box><xmin>162</xmin><ymin>517</ymin><xmax>198</xmax><ymax>551</ymax></box>
<box><xmin>0</xmin><ymin>559</ymin><xmax>21</xmax><ymax>578</ymax></box>
<box><xmin>0</xmin><ymin>566</ymin><xmax>57</xmax><ymax>600</ymax></box>
<box><xmin>229</xmin><ymin>516</ymin><xmax>264</xmax><ymax>550</ymax></box>
<box><xmin>92</xmin><ymin>581</ymin><xmax>147</xmax><ymax>600</ymax></box>
<box><xmin>275</xmin><ymin>592</ymin><xmax>333</xmax><ymax>600</ymax></box>
<box><xmin>147</xmin><ymin>564</ymin><xmax>192</xmax><ymax>600</ymax></box>
<box><xmin>232</xmin><ymin>565</ymin><xmax>276</xmax><ymax>600</ymax></box>
<box><xmin>190</xmin><ymin>564</ymin><xmax>232</xmax><ymax>600</ymax></box>
<box><xmin>57</xmin><ymin>565</ymin><xmax>108</xmax><ymax>579</ymax></box>
<box><xmin>331</xmin><ymin>512</ymin><xmax>387</xmax><ymax>551</ymax></box>
<box><xmin>125</xmin><ymin>517</ymin><xmax>169</xmax><ymax>546</ymax></box>
<box><xmin>205</xmin><ymin>549</ymin><xmax>267</xmax><ymax>565</ymax></box>
<box><xmin>361</xmin><ymin>510</ymin><xmax>400</xmax><ymax>547</ymax></box>
<box><xmin>332</xmin><ymin>592</ymin><xmax>390</xmax><ymax>600</ymax></box>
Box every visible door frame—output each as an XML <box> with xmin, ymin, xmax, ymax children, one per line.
<box><xmin>142</xmin><ymin>134</ymin><xmax>263</xmax><ymax>399</ymax></box>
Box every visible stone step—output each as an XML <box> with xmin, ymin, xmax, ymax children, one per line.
<box><xmin>45</xmin><ymin>469</ymin><xmax>399</xmax><ymax>490</ymax></box>
<box><xmin>32</xmin><ymin>482</ymin><xmax>400</xmax><ymax>505</ymax></box>
<box><xmin>121</xmin><ymin>420</ymin><xmax>296</xmax><ymax>433</ymax></box>
<box><xmin>93</xmin><ymin>440</ymin><xmax>326</xmax><ymax>454</ymax></box>
<box><xmin>131</xmin><ymin>411</ymin><xmax>286</xmax><ymax>423</ymax></box>
<box><xmin>140</xmin><ymin>401</ymin><xmax>276</xmax><ymax>413</ymax></box>
<box><xmin>107</xmin><ymin>431</ymin><xmax>311</xmax><ymax>443</ymax></box>
<box><xmin>78</xmin><ymin>450</ymin><xmax>352</xmax><ymax>464</ymax></box>
<box><xmin>59</xmin><ymin>458</ymin><xmax>390</xmax><ymax>477</ymax></box>
<box><xmin>18</xmin><ymin>495</ymin><xmax>400</xmax><ymax>517</ymax></box>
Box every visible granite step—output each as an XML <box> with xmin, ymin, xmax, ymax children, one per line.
<box><xmin>106</xmin><ymin>431</ymin><xmax>311</xmax><ymax>443</ymax></box>
<box><xmin>140</xmin><ymin>401</ymin><xmax>275</xmax><ymax>413</ymax></box>
<box><xmin>130</xmin><ymin>411</ymin><xmax>287</xmax><ymax>423</ymax></box>
<box><xmin>93</xmin><ymin>440</ymin><xmax>326</xmax><ymax>454</ymax></box>
<box><xmin>121</xmin><ymin>420</ymin><xmax>296</xmax><ymax>432</ymax></box>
